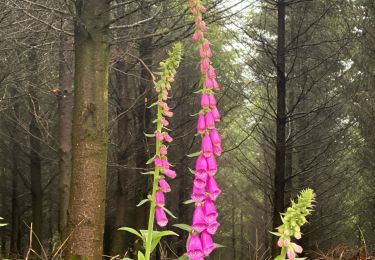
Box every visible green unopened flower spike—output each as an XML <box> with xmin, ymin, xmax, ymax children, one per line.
<box><xmin>273</xmin><ymin>188</ymin><xmax>315</xmax><ymax>260</ymax></box>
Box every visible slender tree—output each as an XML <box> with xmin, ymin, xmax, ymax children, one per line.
<box><xmin>65</xmin><ymin>0</ymin><xmax>111</xmax><ymax>258</ymax></box>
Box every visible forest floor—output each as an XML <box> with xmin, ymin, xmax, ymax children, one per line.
<box><xmin>307</xmin><ymin>246</ymin><xmax>375</xmax><ymax>259</ymax></box>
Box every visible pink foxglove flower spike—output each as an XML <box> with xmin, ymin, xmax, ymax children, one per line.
<box><xmin>186</xmin><ymin>0</ymin><xmax>223</xmax><ymax>258</ymax></box>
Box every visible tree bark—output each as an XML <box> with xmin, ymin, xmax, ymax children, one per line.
<box><xmin>65</xmin><ymin>0</ymin><xmax>110</xmax><ymax>258</ymax></box>
<box><xmin>134</xmin><ymin>2</ymin><xmax>154</xmax><ymax>231</ymax></box>
<box><xmin>110</xmin><ymin>60</ymin><xmax>135</xmax><ymax>256</ymax></box>
<box><xmin>29</xmin><ymin>48</ymin><xmax>43</xmax><ymax>254</ymax></box>
<box><xmin>58</xmin><ymin>18</ymin><xmax>74</xmax><ymax>239</ymax></box>
<box><xmin>272</xmin><ymin>0</ymin><xmax>286</xmax><ymax>256</ymax></box>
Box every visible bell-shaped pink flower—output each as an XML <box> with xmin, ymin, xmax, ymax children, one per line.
<box><xmin>201</xmin><ymin>93</ymin><xmax>210</xmax><ymax>108</ymax></box>
<box><xmin>159</xmin><ymin>178</ymin><xmax>171</xmax><ymax>193</ymax></box>
<box><xmin>187</xmin><ymin>234</ymin><xmax>204</xmax><ymax>259</ymax></box>
<box><xmin>156</xmin><ymin>191</ymin><xmax>165</xmax><ymax>207</ymax></box>
<box><xmin>200</xmin><ymin>59</ymin><xmax>210</xmax><ymax>73</ymax></box>
<box><xmin>192</xmin><ymin>185</ymin><xmax>206</xmax><ymax>202</ymax></box>
<box><xmin>201</xmin><ymin>231</ymin><xmax>215</xmax><ymax>256</ymax></box>
<box><xmin>160</xmin><ymin>147</ymin><xmax>168</xmax><ymax>155</ymax></box>
<box><xmin>210</xmin><ymin>128</ymin><xmax>221</xmax><ymax>147</ymax></box>
<box><xmin>165</xmin><ymin>111</ymin><xmax>173</xmax><ymax>117</ymax></box>
<box><xmin>212</xmin><ymin>79</ymin><xmax>220</xmax><ymax>90</ymax></box>
<box><xmin>192</xmin><ymin>31</ymin><xmax>204</xmax><ymax>41</ymax></box>
<box><xmin>156</xmin><ymin>132</ymin><xmax>164</xmax><ymax>141</ymax></box>
<box><xmin>154</xmin><ymin>157</ymin><xmax>163</xmax><ymax>167</ymax></box>
<box><xmin>213</xmin><ymin>144</ymin><xmax>222</xmax><ymax>156</ymax></box>
<box><xmin>200</xmin><ymin>48</ymin><xmax>212</xmax><ymax>58</ymax></box>
<box><xmin>194</xmin><ymin>175</ymin><xmax>207</xmax><ymax>189</ymax></box>
<box><xmin>292</xmin><ymin>243</ymin><xmax>303</xmax><ymax>254</ymax></box>
<box><xmin>207</xmin><ymin>176</ymin><xmax>221</xmax><ymax>201</ymax></box>
<box><xmin>164</xmin><ymin>169</ymin><xmax>176</xmax><ymax>179</ymax></box>
<box><xmin>200</xmin><ymin>5</ymin><xmax>207</xmax><ymax>13</ymax></box>
<box><xmin>192</xmin><ymin>204</ymin><xmax>207</xmax><ymax>233</ymax></box>
<box><xmin>197</xmin><ymin>114</ymin><xmax>206</xmax><ymax>134</ymax></box>
<box><xmin>206</xmin><ymin>155</ymin><xmax>217</xmax><ymax>176</ymax></box>
<box><xmin>211</xmin><ymin>106</ymin><xmax>220</xmax><ymax>122</ymax></box>
<box><xmin>199</xmin><ymin>48</ymin><xmax>207</xmax><ymax>58</ymax></box>
<box><xmin>205</xmin><ymin>77</ymin><xmax>214</xmax><ymax>89</ymax></box>
<box><xmin>156</xmin><ymin>207</ymin><xmax>168</xmax><ymax>227</ymax></box>
<box><xmin>164</xmin><ymin>133</ymin><xmax>173</xmax><ymax>143</ymax></box>
<box><xmin>208</xmin><ymin>93</ymin><xmax>217</xmax><ymax>107</ymax></box>
<box><xmin>205</xmin><ymin>111</ymin><xmax>215</xmax><ymax>129</ymax></box>
<box><xmin>161</xmin><ymin>118</ymin><xmax>169</xmax><ymax>126</ymax></box>
<box><xmin>202</xmin><ymin>41</ymin><xmax>210</xmax><ymax>50</ymax></box>
<box><xmin>204</xmin><ymin>198</ymin><xmax>218</xmax><ymax>224</ymax></box>
<box><xmin>287</xmin><ymin>249</ymin><xmax>296</xmax><ymax>260</ymax></box>
<box><xmin>208</xmin><ymin>67</ymin><xmax>216</xmax><ymax>79</ymax></box>
<box><xmin>162</xmin><ymin>158</ymin><xmax>170</xmax><ymax>169</ymax></box>
<box><xmin>206</xmin><ymin>220</ymin><xmax>220</xmax><ymax>235</ymax></box>
<box><xmin>202</xmin><ymin>134</ymin><xmax>213</xmax><ymax>158</ymax></box>
<box><xmin>195</xmin><ymin>155</ymin><xmax>208</xmax><ymax>178</ymax></box>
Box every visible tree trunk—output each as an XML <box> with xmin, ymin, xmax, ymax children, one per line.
<box><xmin>65</xmin><ymin>0</ymin><xmax>110</xmax><ymax>258</ymax></box>
<box><xmin>272</xmin><ymin>0</ymin><xmax>286</xmax><ymax>256</ymax></box>
<box><xmin>232</xmin><ymin>195</ymin><xmax>237</xmax><ymax>260</ymax></box>
<box><xmin>134</xmin><ymin>2</ymin><xmax>154</xmax><ymax>231</ymax></box>
<box><xmin>58</xmin><ymin>18</ymin><xmax>74</xmax><ymax>239</ymax></box>
<box><xmin>110</xmin><ymin>60</ymin><xmax>135</xmax><ymax>256</ymax></box>
<box><xmin>29</xmin><ymin>48</ymin><xmax>43</xmax><ymax>254</ymax></box>
<box><xmin>10</xmin><ymin>87</ymin><xmax>20</xmax><ymax>258</ymax></box>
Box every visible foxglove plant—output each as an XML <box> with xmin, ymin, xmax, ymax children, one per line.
<box><xmin>119</xmin><ymin>43</ymin><xmax>183</xmax><ymax>260</ymax></box>
<box><xmin>185</xmin><ymin>0</ymin><xmax>223</xmax><ymax>259</ymax></box>
<box><xmin>273</xmin><ymin>188</ymin><xmax>315</xmax><ymax>260</ymax></box>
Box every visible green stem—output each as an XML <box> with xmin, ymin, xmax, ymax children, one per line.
<box><xmin>278</xmin><ymin>247</ymin><xmax>287</xmax><ymax>260</ymax></box>
<box><xmin>145</xmin><ymin>96</ymin><xmax>163</xmax><ymax>260</ymax></box>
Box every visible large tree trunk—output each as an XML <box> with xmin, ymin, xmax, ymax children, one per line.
<box><xmin>58</xmin><ymin>19</ymin><xmax>74</xmax><ymax>238</ymax></box>
<box><xmin>65</xmin><ymin>0</ymin><xmax>110</xmax><ymax>258</ymax></box>
<box><xmin>272</xmin><ymin>0</ymin><xmax>286</xmax><ymax>256</ymax></box>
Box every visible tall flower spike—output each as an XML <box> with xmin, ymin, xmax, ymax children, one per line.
<box><xmin>187</xmin><ymin>0</ymin><xmax>223</xmax><ymax>258</ymax></box>
<box><xmin>273</xmin><ymin>189</ymin><xmax>315</xmax><ymax>260</ymax></box>
<box><xmin>143</xmin><ymin>43</ymin><xmax>183</xmax><ymax>260</ymax></box>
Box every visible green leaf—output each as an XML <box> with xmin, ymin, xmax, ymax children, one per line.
<box><xmin>140</xmin><ymin>229</ymin><xmax>149</xmax><ymax>238</ymax></box>
<box><xmin>144</xmin><ymin>132</ymin><xmax>155</xmax><ymax>138</ymax></box>
<box><xmin>274</xmin><ymin>256</ymin><xmax>285</xmax><ymax>260</ymax></box>
<box><xmin>146</xmin><ymin>155</ymin><xmax>156</xmax><ymax>165</ymax></box>
<box><xmin>154</xmin><ymin>230</ymin><xmax>179</xmax><ymax>239</ymax></box>
<box><xmin>137</xmin><ymin>251</ymin><xmax>145</xmax><ymax>260</ymax></box>
<box><xmin>214</xmin><ymin>243</ymin><xmax>225</xmax><ymax>248</ymax></box>
<box><xmin>151</xmin><ymin>231</ymin><xmax>178</xmax><ymax>251</ymax></box>
<box><xmin>136</xmin><ymin>199</ymin><xmax>150</xmax><ymax>207</ymax></box>
<box><xmin>163</xmin><ymin>207</ymin><xmax>177</xmax><ymax>219</ymax></box>
<box><xmin>188</xmin><ymin>168</ymin><xmax>195</xmax><ymax>174</ymax></box>
<box><xmin>178</xmin><ymin>255</ymin><xmax>189</xmax><ymax>260</ymax></box>
<box><xmin>118</xmin><ymin>227</ymin><xmax>143</xmax><ymax>240</ymax></box>
<box><xmin>121</xmin><ymin>258</ymin><xmax>133</xmax><ymax>260</ymax></box>
<box><xmin>141</xmin><ymin>171</ymin><xmax>155</xmax><ymax>175</ymax></box>
<box><xmin>173</xmin><ymin>224</ymin><xmax>193</xmax><ymax>233</ymax></box>
<box><xmin>147</xmin><ymin>102</ymin><xmax>158</xmax><ymax>108</ymax></box>
<box><xmin>186</xmin><ymin>151</ymin><xmax>201</xmax><ymax>158</ymax></box>
<box><xmin>183</xmin><ymin>199</ymin><xmax>195</xmax><ymax>205</ymax></box>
